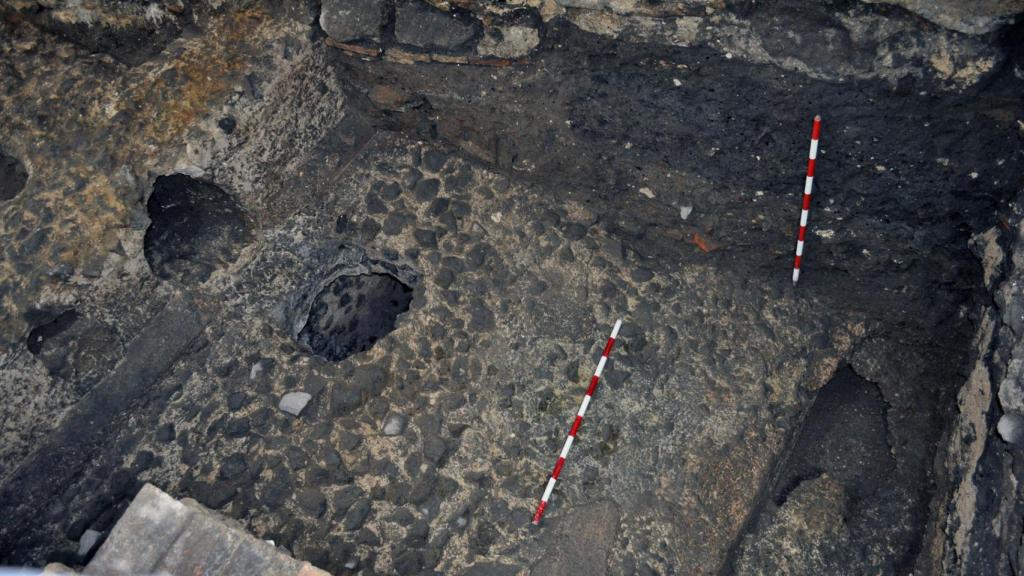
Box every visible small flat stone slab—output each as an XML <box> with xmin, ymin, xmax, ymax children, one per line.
<box><xmin>279</xmin><ymin>392</ymin><xmax>312</xmax><ymax>416</ymax></box>
<box><xmin>77</xmin><ymin>529</ymin><xmax>103</xmax><ymax>558</ymax></box>
<box><xmin>383</xmin><ymin>413</ymin><xmax>407</xmax><ymax>436</ymax></box>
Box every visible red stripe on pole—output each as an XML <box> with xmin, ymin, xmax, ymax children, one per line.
<box><xmin>569</xmin><ymin>415</ymin><xmax>583</xmax><ymax>436</ymax></box>
<box><xmin>532</xmin><ymin>320</ymin><xmax>622</xmax><ymax>525</ymax></box>
<box><xmin>806</xmin><ymin>158</ymin><xmax>816</xmax><ymax>176</ymax></box>
<box><xmin>552</xmin><ymin>457</ymin><xmax>566</xmax><ymax>479</ymax></box>
<box><xmin>801</xmin><ymin>194</ymin><xmax>811</xmax><ymax>210</ymax></box>
<box><xmin>793</xmin><ymin>254</ymin><xmax>802</xmax><ymax>268</ymax></box>
<box><xmin>797</xmin><ymin>227</ymin><xmax>807</xmax><ymax>242</ymax></box>
<box><xmin>532</xmin><ymin>501</ymin><xmax>548</xmax><ymax>524</ymax></box>
<box><xmin>602</xmin><ymin>338</ymin><xmax>616</xmax><ymax>357</ymax></box>
<box><xmin>811</xmin><ymin>115</ymin><xmax>821</xmax><ymax>139</ymax></box>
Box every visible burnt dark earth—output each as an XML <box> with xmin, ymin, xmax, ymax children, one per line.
<box><xmin>144</xmin><ymin>174</ymin><xmax>252</xmax><ymax>284</ymax></box>
<box><xmin>1</xmin><ymin>1</ymin><xmax>1024</xmax><ymax>575</ymax></box>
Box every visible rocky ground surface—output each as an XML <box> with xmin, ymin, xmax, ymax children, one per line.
<box><xmin>1</xmin><ymin>1</ymin><xmax>1023</xmax><ymax>575</ymax></box>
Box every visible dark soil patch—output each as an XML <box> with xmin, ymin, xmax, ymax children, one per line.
<box><xmin>753</xmin><ymin>366</ymin><xmax>927</xmax><ymax>573</ymax></box>
<box><xmin>26</xmin><ymin>310</ymin><xmax>79</xmax><ymax>356</ymax></box>
<box><xmin>143</xmin><ymin>174</ymin><xmax>252</xmax><ymax>284</ymax></box>
<box><xmin>0</xmin><ymin>149</ymin><xmax>28</xmax><ymax>201</ymax></box>
<box><xmin>773</xmin><ymin>366</ymin><xmax>895</xmax><ymax>506</ymax></box>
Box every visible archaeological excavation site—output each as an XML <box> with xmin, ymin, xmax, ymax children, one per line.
<box><xmin>1</xmin><ymin>0</ymin><xmax>1024</xmax><ymax>574</ymax></box>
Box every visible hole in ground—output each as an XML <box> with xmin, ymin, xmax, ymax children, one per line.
<box><xmin>27</xmin><ymin>310</ymin><xmax>79</xmax><ymax>356</ymax></box>
<box><xmin>143</xmin><ymin>174</ymin><xmax>252</xmax><ymax>284</ymax></box>
<box><xmin>1</xmin><ymin>149</ymin><xmax>28</xmax><ymax>201</ymax></box>
<box><xmin>298</xmin><ymin>273</ymin><xmax>414</xmax><ymax>361</ymax></box>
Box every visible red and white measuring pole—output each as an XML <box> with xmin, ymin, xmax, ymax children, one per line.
<box><xmin>531</xmin><ymin>319</ymin><xmax>622</xmax><ymax>525</ymax></box>
<box><xmin>792</xmin><ymin>114</ymin><xmax>822</xmax><ymax>285</ymax></box>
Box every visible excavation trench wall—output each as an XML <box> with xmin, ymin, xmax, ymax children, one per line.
<box><xmin>933</xmin><ymin>200</ymin><xmax>1024</xmax><ymax>575</ymax></box>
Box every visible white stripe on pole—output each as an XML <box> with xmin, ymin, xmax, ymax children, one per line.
<box><xmin>578</xmin><ymin>395</ymin><xmax>591</xmax><ymax>416</ymax></box>
<box><xmin>560</xmin><ymin>436</ymin><xmax>574</xmax><ymax>458</ymax></box>
<box><xmin>542</xmin><ymin>477</ymin><xmax>557</xmax><ymax>501</ymax></box>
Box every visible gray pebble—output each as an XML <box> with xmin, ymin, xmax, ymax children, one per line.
<box><xmin>343</xmin><ymin>498</ymin><xmax>372</xmax><ymax>531</ymax></box>
<box><xmin>414</xmin><ymin>178</ymin><xmax>441</xmax><ymax>202</ymax></box>
<box><xmin>333</xmin><ymin>485</ymin><xmax>364</xmax><ymax>515</ymax></box>
<box><xmin>365</xmin><ymin>193</ymin><xmax>387</xmax><ymax>214</ymax></box>
<box><xmin>279</xmin><ymin>392</ymin><xmax>312</xmax><ymax>416</ymax></box>
<box><xmin>414</xmin><ymin>228</ymin><xmax>438</xmax><ymax>248</ymax></box>
<box><xmin>564</xmin><ymin>223</ymin><xmax>588</xmax><ymax>240</ymax></box>
<box><xmin>630</xmin><ymin>268</ymin><xmax>654</xmax><ymax>282</ymax></box>
<box><xmin>423</xmin><ymin>435</ymin><xmax>448</xmax><ymax>464</ymax></box>
<box><xmin>383</xmin><ymin>413</ymin><xmax>407</xmax><ymax>436</ymax></box>
<box><xmin>296</xmin><ymin>488</ymin><xmax>327</xmax><ymax>518</ymax></box>
<box><xmin>998</xmin><ymin>413</ymin><xmax>1024</xmax><ymax>445</ymax></box>
<box><xmin>404</xmin><ymin>519</ymin><xmax>430</xmax><ymax>546</ymax></box>
<box><xmin>77</xmin><ymin>529</ymin><xmax>102</xmax><ymax>558</ymax></box>
<box><xmin>382</xmin><ymin>181</ymin><xmax>403</xmax><ymax>200</ymax></box>
<box><xmin>382</xmin><ymin>212</ymin><xmax>409</xmax><ymax>236</ymax></box>
<box><xmin>428</xmin><ymin>197</ymin><xmax>450</xmax><ymax>216</ymax></box>
<box><xmin>423</xmin><ymin>150</ymin><xmax>448</xmax><ymax>172</ymax></box>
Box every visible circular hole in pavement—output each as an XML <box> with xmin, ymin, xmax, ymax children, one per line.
<box><xmin>297</xmin><ymin>273</ymin><xmax>414</xmax><ymax>361</ymax></box>
<box><xmin>143</xmin><ymin>174</ymin><xmax>252</xmax><ymax>284</ymax></box>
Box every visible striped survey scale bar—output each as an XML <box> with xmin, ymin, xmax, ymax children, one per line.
<box><xmin>792</xmin><ymin>114</ymin><xmax>822</xmax><ymax>285</ymax></box>
<box><xmin>531</xmin><ymin>319</ymin><xmax>623</xmax><ymax>525</ymax></box>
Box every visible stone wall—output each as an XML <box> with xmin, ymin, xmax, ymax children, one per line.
<box><xmin>319</xmin><ymin>0</ymin><xmax>1022</xmax><ymax>87</ymax></box>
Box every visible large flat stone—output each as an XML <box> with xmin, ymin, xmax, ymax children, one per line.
<box><xmin>321</xmin><ymin>0</ymin><xmax>386</xmax><ymax>43</ymax></box>
<box><xmin>394</xmin><ymin>0</ymin><xmax>480</xmax><ymax>51</ymax></box>
<box><xmin>84</xmin><ymin>484</ymin><xmax>328</xmax><ymax>576</ymax></box>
